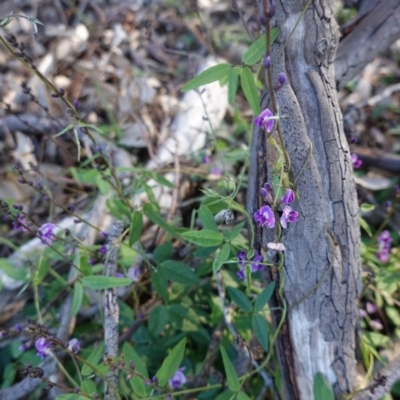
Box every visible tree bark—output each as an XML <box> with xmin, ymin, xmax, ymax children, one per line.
<box><xmin>249</xmin><ymin>1</ymin><xmax>362</xmax><ymax>398</ymax></box>
<box><xmin>335</xmin><ymin>0</ymin><xmax>400</xmax><ymax>89</ymax></box>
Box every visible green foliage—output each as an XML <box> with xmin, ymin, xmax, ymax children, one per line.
<box><xmin>313</xmin><ymin>373</ymin><xmax>334</xmax><ymax>400</ymax></box>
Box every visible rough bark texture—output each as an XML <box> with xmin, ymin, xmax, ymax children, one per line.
<box><xmin>249</xmin><ymin>1</ymin><xmax>362</xmax><ymax>398</ymax></box>
<box><xmin>335</xmin><ymin>0</ymin><xmax>400</xmax><ymax>89</ymax></box>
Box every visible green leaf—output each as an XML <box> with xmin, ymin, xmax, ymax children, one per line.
<box><xmin>152</xmin><ymin>269</ymin><xmax>168</xmax><ymax>300</ymax></box>
<box><xmin>56</xmin><ymin>395</ymin><xmax>87</xmax><ymax>400</ymax></box>
<box><xmin>153</xmin><ymin>242</ymin><xmax>173</xmax><ymax>264</ymax></box>
<box><xmin>313</xmin><ymin>372</ymin><xmax>334</xmax><ymax>400</ymax></box>
<box><xmin>161</xmin><ymin>260</ymin><xmax>199</xmax><ymax>286</ymax></box>
<box><xmin>213</xmin><ymin>243</ymin><xmax>231</xmax><ymax>273</ymax></box>
<box><xmin>363</xmin><ymin>331</ymin><xmax>389</xmax><ymax>348</ymax></box>
<box><xmin>228</xmin><ymin>68</ymin><xmax>239</xmax><ymax>104</ymax></box>
<box><xmin>241</xmin><ymin>67</ymin><xmax>260</xmax><ymax>115</ymax></box>
<box><xmin>220</xmin><ymin>346</ymin><xmax>240</xmax><ymax>392</ymax></box>
<box><xmin>360</xmin><ymin>203</ymin><xmax>375</xmax><ymax>212</ymax></box>
<box><xmin>227</xmin><ymin>286</ymin><xmax>252</xmax><ymax>312</ymax></box>
<box><xmin>148</xmin><ymin>172</ymin><xmax>175</xmax><ymax>189</ymax></box>
<box><xmin>181</xmin><ymin>229</ymin><xmax>223</xmax><ymax>247</ymax></box>
<box><xmin>237</xmin><ymin>392</ymin><xmax>252</xmax><ymax>400</ymax></box>
<box><xmin>359</xmin><ymin>217</ymin><xmax>373</xmax><ymax>237</ymax></box>
<box><xmin>252</xmin><ymin>314</ymin><xmax>269</xmax><ymax>351</ymax></box>
<box><xmin>156</xmin><ymin>337</ymin><xmax>187</xmax><ymax>387</ymax></box>
<box><xmin>143</xmin><ymin>203</ymin><xmax>177</xmax><ymax>237</ymax></box>
<box><xmin>81</xmin><ymin>342</ymin><xmax>104</xmax><ymax>376</ymax></box>
<box><xmin>129</xmin><ymin>211</ymin><xmax>143</xmax><ymax>246</ymax></box>
<box><xmin>71</xmin><ymin>282</ymin><xmax>83</xmax><ymax>316</ymax></box>
<box><xmin>198</xmin><ymin>206</ymin><xmax>219</xmax><ymax>232</ymax></box>
<box><xmin>80</xmin><ymin>380</ymin><xmax>97</xmax><ymax>396</ymax></box>
<box><xmin>82</xmin><ymin>276</ymin><xmax>132</xmax><ymax>290</ymax></box>
<box><xmin>95</xmin><ymin>174</ymin><xmax>111</xmax><ymax>195</ymax></box>
<box><xmin>227</xmin><ymin>221</ymin><xmax>246</xmax><ymax>240</ymax></box>
<box><xmin>181</xmin><ymin>64</ymin><xmax>231</xmax><ymax>92</ymax></box>
<box><xmin>123</xmin><ymin>342</ymin><xmax>152</xmax><ymax>397</ymax></box>
<box><xmin>0</xmin><ymin>259</ymin><xmax>28</xmax><ymax>281</ymax></box>
<box><xmin>242</xmin><ymin>28</ymin><xmax>279</xmax><ymax>65</ymax></box>
<box><xmin>149</xmin><ymin>305</ymin><xmax>170</xmax><ymax>335</ymax></box>
<box><xmin>254</xmin><ymin>282</ymin><xmax>275</xmax><ymax>312</ymax></box>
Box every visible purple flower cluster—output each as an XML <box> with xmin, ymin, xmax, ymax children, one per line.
<box><xmin>32</xmin><ymin>337</ymin><xmax>80</xmax><ymax>358</ymax></box>
<box><xmin>37</xmin><ymin>223</ymin><xmax>57</xmax><ymax>245</ymax></box>
<box><xmin>168</xmin><ymin>367</ymin><xmax>186</xmax><ymax>389</ymax></box>
<box><xmin>376</xmin><ymin>230</ymin><xmax>392</xmax><ymax>263</ymax></box>
<box><xmin>359</xmin><ymin>302</ymin><xmax>383</xmax><ymax>330</ymax></box>
<box><xmin>236</xmin><ymin>250</ymin><xmax>264</xmax><ymax>280</ymax></box>
<box><xmin>254</xmin><ymin>184</ymin><xmax>298</xmax><ymax>230</ymax></box>
<box><xmin>351</xmin><ymin>153</ymin><xmax>362</xmax><ymax>169</ymax></box>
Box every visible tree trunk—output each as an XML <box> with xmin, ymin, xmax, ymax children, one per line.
<box><xmin>248</xmin><ymin>1</ymin><xmax>362</xmax><ymax>398</ymax></box>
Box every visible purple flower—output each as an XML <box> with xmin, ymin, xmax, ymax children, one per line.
<box><xmin>260</xmin><ymin>182</ymin><xmax>274</xmax><ymax>204</ymax></box>
<box><xmin>369</xmin><ymin>320</ymin><xmax>383</xmax><ymax>330</ymax></box>
<box><xmin>280</xmin><ymin>189</ymin><xmax>295</xmax><ymax>205</ymax></box>
<box><xmin>251</xmin><ymin>250</ymin><xmax>264</xmax><ymax>271</ymax></box>
<box><xmin>115</xmin><ymin>272</ymin><xmax>124</xmax><ymax>278</ymax></box>
<box><xmin>376</xmin><ymin>230</ymin><xmax>392</xmax><ymax>263</ymax></box>
<box><xmin>203</xmin><ymin>155</ymin><xmax>211</xmax><ymax>164</ymax></box>
<box><xmin>254</xmin><ymin>205</ymin><xmax>275</xmax><ymax>228</ymax></box>
<box><xmin>169</xmin><ymin>368</ymin><xmax>186</xmax><ymax>390</ymax></box>
<box><xmin>278</xmin><ymin>72</ymin><xmax>287</xmax><ymax>86</ymax></box>
<box><xmin>267</xmin><ymin>242</ymin><xmax>286</xmax><ymax>252</ymax></box>
<box><xmin>14</xmin><ymin>324</ymin><xmax>23</xmax><ymax>333</ymax></box>
<box><xmin>37</xmin><ymin>223</ymin><xmax>56</xmax><ymax>245</ymax></box>
<box><xmin>211</xmin><ymin>167</ymin><xmax>222</xmax><ymax>176</ymax></box>
<box><xmin>280</xmin><ymin>206</ymin><xmax>298</xmax><ymax>229</ymax></box>
<box><xmin>13</xmin><ymin>215</ymin><xmax>28</xmax><ymax>232</ymax></box>
<box><xmin>35</xmin><ymin>337</ymin><xmax>51</xmax><ymax>358</ymax></box>
<box><xmin>366</xmin><ymin>302</ymin><xmax>377</xmax><ymax>314</ymax></box>
<box><xmin>127</xmin><ymin>267</ymin><xmax>141</xmax><ymax>282</ymax></box>
<box><xmin>359</xmin><ymin>309</ymin><xmax>367</xmax><ymax>318</ymax></box>
<box><xmin>19</xmin><ymin>343</ymin><xmax>30</xmax><ymax>351</ymax></box>
<box><xmin>263</xmin><ymin>56</ymin><xmax>271</xmax><ymax>69</ymax></box>
<box><xmin>99</xmin><ymin>245</ymin><xmax>107</xmax><ymax>255</ymax></box>
<box><xmin>254</xmin><ymin>108</ymin><xmax>276</xmax><ymax>133</ymax></box>
<box><xmin>236</xmin><ymin>250</ymin><xmax>264</xmax><ymax>280</ymax></box>
<box><xmin>68</xmin><ymin>338</ymin><xmax>80</xmax><ymax>353</ymax></box>
<box><xmin>351</xmin><ymin>153</ymin><xmax>362</xmax><ymax>169</ymax></box>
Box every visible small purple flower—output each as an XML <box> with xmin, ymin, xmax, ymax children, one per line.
<box><xmin>280</xmin><ymin>189</ymin><xmax>295</xmax><ymax>205</ymax></box>
<box><xmin>14</xmin><ymin>324</ymin><xmax>23</xmax><ymax>333</ymax></box>
<box><xmin>68</xmin><ymin>338</ymin><xmax>80</xmax><ymax>353</ymax></box>
<box><xmin>73</xmin><ymin>99</ymin><xmax>80</xmax><ymax>110</ymax></box>
<box><xmin>263</xmin><ymin>56</ymin><xmax>271</xmax><ymax>69</ymax></box>
<box><xmin>236</xmin><ymin>250</ymin><xmax>264</xmax><ymax>280</ymax></box>
<box><xmin>168</xmin><ymin>368</ymin><xmax>186</xmax><ymax>390</ymax></box>
<box><xmin>359</xmin><ymin>309</ymin><xmax>367</xmax><ymax>318</ymax></box>
<box><xmin>100</xmin><ymin>231</ymin><xmax>108</xmax><ymax>238</ymax></box>
<box><xmin>278</xmin><ymin>72</ymin><xmax>287</xmax><ymax>86</ymax></box>
<box><xmin>251</xmin><ymin>250</ymin><xmax>264</xmax><ymax>272</ymax></box>
<box><xmin>115</xmin><ymin>272</ymin><xmax>124</xmax><ymax>278</ymax></box>
<box><xmin>127</xmin><ymin>267</ymin><xmax>141</xmax><ymax>282</ymax></box>
<box><xmin>254</xmin><ymin>205</ymin><xmax>275</xmax><ymax>228</ymax></box>
<box><xmin>37</xmin><ymin>223</ymin><xmax>56</xmax><ymax>245</ymax></box>
<box><xmin>13</xmin><ymin>215</ymin><xmax>28</xmax><ymax>232</ymax></box>
<box><xmin>203</xmin><ymin>155</ymin><xmax>211</xmax><ymax>164</ymax></box>
<box><xmin>254</xmin><ymin>108</ymin><xmax>276</xmax><ymax>133</ymax></box>
<box><xmin>35</xmin><ymin>337</ymin><xmax>51</xmax><ymax>358</ymax></box>
<box><xmin>351</xmin><ymin>153</ymin><xmax>362</xmax><ymax>169</ymax></box>
<box><xmin>280</xmin><ymin>206</ymin><xmax>298</xmax><ymax>229</ymax></box>
<box><xmin>376</xmin><ymin>230</ymin><xmax>392</xmax><ymax>263</ymax></box>
<box><xmin>211</xmin><ymin>167</ymin><xmax>222</xmax><ymax>176</ymax></box>
<box><xmin>369</xmin><ymin>320</ymin><xmax>383</xmax><ymax>330</ymax></box>
<box><xmin>99</xmin><ymin>245</ymin><xmax>107</xmax><ymax>255</ymax></box>
<box><xmin>19</xmin><ymin>343</ymin><xmax>30</xmax><ymax>351</ymax></box>
<box><xmin>260</xmin><ymin>182</ymin><xmax>274</xmax><ymax>204</ymax></box>
<box><xmin>366</xmin><ymin>302</ymin><xmax>377</xmax><ymax>314</ymax></box>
